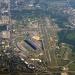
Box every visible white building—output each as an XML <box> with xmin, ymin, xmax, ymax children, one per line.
<box><xmin>2</xmin><ymin>31</ymin><xmax>10</xmax><ymax>39</ymax></box>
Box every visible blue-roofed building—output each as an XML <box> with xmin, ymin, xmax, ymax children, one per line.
<box><xmin>24</xmin><ymin>39</ymin><xmax>37</xmax><ymax>50</ymax></box>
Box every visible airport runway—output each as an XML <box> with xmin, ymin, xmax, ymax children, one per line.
<box><xmin>40</xmin><ymin>17</ymin><xmax>58</xmax><ymax>67</ymax></box>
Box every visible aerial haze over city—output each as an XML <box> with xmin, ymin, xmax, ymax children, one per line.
<box><xmin>0</xmin><ymin>0</ymin><xmax>75</xmax><ymax>75</ymax></box>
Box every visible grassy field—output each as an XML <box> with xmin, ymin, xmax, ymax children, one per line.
<box><xmin>66</xmin><ymin>32</ymin><xmax>75</xmax><ymax>41</ymax></box>
<box><xmin>69</xmin><ymin>62</ymin><xmax>75</xmax><ymax>71</ymax></box>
